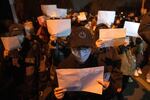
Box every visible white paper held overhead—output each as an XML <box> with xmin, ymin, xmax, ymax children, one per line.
<box><xmin>46</xmin><ymin>19</ymin><xmax>71</xmax><ymax>37</ymax></box>
<box><xmin>123</xmin><ymin>21</ymin><xmax>140</xmax><ymax>37</ymax></box>
<box><xmin>41</xmin><ymin>5</ymin><xmax>57</xmax><ymax>17</ymax></box>
<box><xmin>97</xmin><ymin>11</ymin><xmax>116</xmax><ymax>27</ymax></box>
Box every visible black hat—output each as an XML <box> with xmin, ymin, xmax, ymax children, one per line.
<box><xmin>69</xmin><ymin>26</ymin><xmax>94</xmax><ymax>48</ymax></box>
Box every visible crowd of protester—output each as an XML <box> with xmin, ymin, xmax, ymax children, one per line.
<box><xmin>0</xmin><ymin>5</ymin><xmax>150</xmax><ymax>100</ymax></box>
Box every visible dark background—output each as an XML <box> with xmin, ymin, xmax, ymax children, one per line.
<box><xmin>0</xmin><ymin>0</ymin><xmax>150</xmax><ymax>33</ymax></box>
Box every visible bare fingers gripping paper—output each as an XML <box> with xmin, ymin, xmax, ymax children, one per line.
<box><xmin>56</xmin><ymin>66</ymin><xmax>104</xmax><ymax>94</ymax></box>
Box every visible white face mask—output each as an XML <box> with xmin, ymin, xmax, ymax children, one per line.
<box><xmin>17</xmin><ymin>34</ymin><xmax>24</xmax><ymax>43</ymax></box>
<box><xmin>71</xmin><ymin>48</ymin><xmax>91</xmax><ymax>63</ymax></box>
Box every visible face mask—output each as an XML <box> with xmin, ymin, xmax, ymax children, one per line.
<box><xmin>17</xmin><ymin>34</ymin><xmax>24</xmax><ymax>43</ymax></box>
<box><xmin>71</xmin><ymin>48</ymin><xmax>91</xmax><ymax>63</ymax></box>
<box><xmin>124</xmin><ymin>37</ymin><xmax>130</xmax><ymax>46</ymax></box>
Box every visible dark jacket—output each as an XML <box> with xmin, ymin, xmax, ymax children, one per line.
<box><xmin>138</xmin><ymin>11</ymin><xmax>150</xmax><ymax>45</ymax></box>
<box><xmin>49</xmin><ymin>49</ymin><xmax>122</xmax><ymax>100</ymax></box>
<box><xmin>97</xmin><ymin>47</ymin><xmax>122</xmax><ymax>90</ymax></box>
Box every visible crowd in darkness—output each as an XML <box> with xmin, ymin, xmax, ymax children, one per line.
<box><xmin>0</xmin><ymin>0</ymin><xmax>150</xmax><ymax>100</ymax></box>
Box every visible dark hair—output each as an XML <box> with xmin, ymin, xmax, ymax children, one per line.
<box><xmin>136</xmin><ymin>37</ymin><xmax>142</xmax><ymax>45</ymax></box>
<box><xmin>94</xmin><ymin>23</ymin><xmax>108</xmax><ymax>40</ymax></box>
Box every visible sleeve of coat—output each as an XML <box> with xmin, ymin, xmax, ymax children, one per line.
<box><xmin>109</xmin><ymin>47</ymin><xmax>123</xmax><ymax>90</ymax></box>
<box><xmin>138</xmin><ymin>11</ymin><xmax>150</xmax><ymax>45</ymax></box>
<box><xmin>110</xmin><ymin>66</ymin><xmax>123</xmax><ymax>90</ymax></box>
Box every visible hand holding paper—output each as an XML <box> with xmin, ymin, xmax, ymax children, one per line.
<box><xmin>56</xmin><ymin>66</ymin><xmax>104</xmax><ymax>94</ymax></box>
<box><xmin>37</xmin><ymin>16</ymin><xmax>47</xmax><ymax>26</ymax></box>
<box><xmin>95</xmin><ymin>39</ymin><xmax>105</xmax><ymax>48</ymax></box>
<box><xmin>97</xmin><ymin>80</ymin><xmax>110</xmax><ymax>90</ymax></box>
<box><xmin>3</xmin><ymin>50</ymin><xmax>9</xmax><ymax>57</ymax></box>
<box><xmin>54</xmin><ymin>87</ymin><xmax>67</xmax><ymax>99</ymax></box>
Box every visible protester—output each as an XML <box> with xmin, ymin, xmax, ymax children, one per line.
<box><xmin>138</xmin><ymin>11</ymin><xmax>150</xmax><ymax>83</ymax></box>
<box><xmin>37</xmin><ymin>15</ymin><xmax>50</xmax><ymax>43</ymax></box>
<box><xmin>50</xmin><ymin>26</ymin><xmax>122</xmax><ymax>100</ymax></box>
<box><xmin>0</xmin><ymin>23</ymin><xmax>25</xmax><ymax>99</ymax></box>
<box><xmin>94</xmin><ymin>23</ymin><xmax>126</xmax><ymax>99</ymax></box>
<box><xmin>133</xmin><ymin>37</ymin><xmax>145</xmax><ymax>77</ymax></box>
<box><xmin>15</xmin><ymin>22</ymin><xmax>46</xmax><ymax>99</ymax></box>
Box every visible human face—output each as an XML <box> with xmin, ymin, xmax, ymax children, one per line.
<box><xmin>71</xmin><ymin>47</ymin><xmax>91</xmax><ymax>63</ymax></box>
